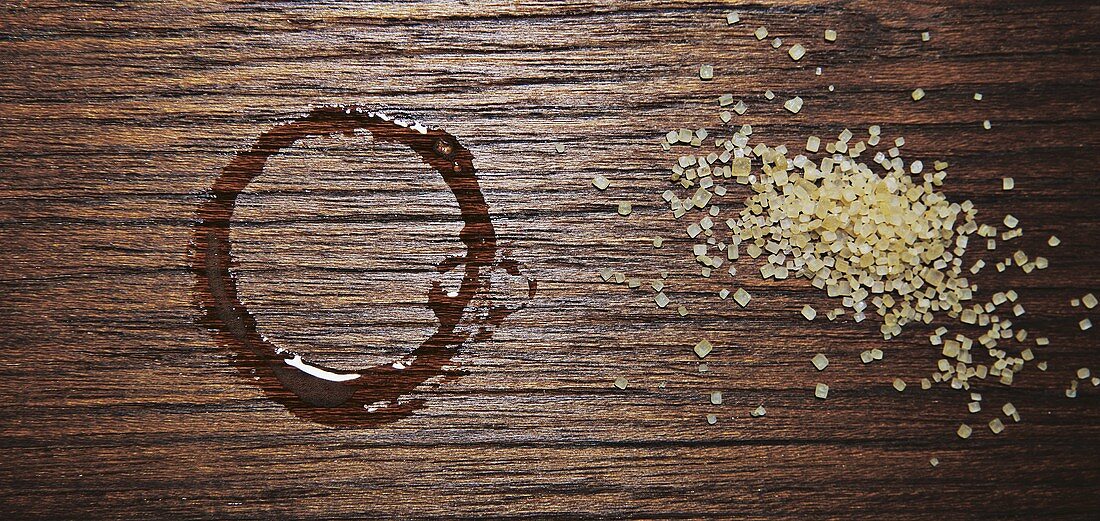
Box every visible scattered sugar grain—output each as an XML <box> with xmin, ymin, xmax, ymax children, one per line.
<box><xmin>788</xmin><ymin>44</ymin><xmax>806</xmax><ymax>61</ymax></box>
<box><xmin>1084</xmin><ymin>293</ymin><xmax>1097</xmax><ymax>309</ymax></box>
<box><xmin>694</xmin><ymin>339</ymin><xmax>713</xmax><ymax>358</ymax></box>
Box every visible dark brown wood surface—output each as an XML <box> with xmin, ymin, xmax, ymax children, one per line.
<box><xmin>2</xmin><ymin>1</ymin><xmax>1100</xmax><ymax>519</ymax></box>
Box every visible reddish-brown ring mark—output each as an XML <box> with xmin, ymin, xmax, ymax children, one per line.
<box><xmin>191</xmin><ymin>106</ymin><xmax>496</xmax><ymax>428</ymax></box>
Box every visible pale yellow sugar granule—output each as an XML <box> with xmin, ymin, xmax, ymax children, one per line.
<box><xmin>814</xmin><ymin>383</ymin><xmax>829</xmax><ymax>399</ymax></box>
<box><xmin>592</xmin><ymin>174</ymin><xmax>610</xmax><ymax>190</ymax></box>
<box><xmin>699</xmin><ymin>65</ymin><xmax>714</xmax><ymax>80</ymax></box>
<box><xmin>1083</xmin><ymin>293</ymin><xmax>1098</xmax><ymax>309</ymax></box>
<box><xmin>613</xmin><ymin>377</ymin><xmax>628</xmax><ymax>389</ymax></box>
<box><xmin>957</xmin><ymin>423</ymin><xmax>972</xmax><ymax>439</ymax></box>
<box><xmin>806</xmin><ymin>135</ymin><xmax>821</xmax><ymax>152</ymax></box>
<box><xmin>801</xmin><ymin>304</ymin><xmax>817</xmax><ymax>321</ymax></box>
<box><xmin>655</xmin><ymin>292</ymin><xmax>670</xmax><ymax>308</ymax></box>
<box><xmin>788</xmin><ymin>43</ymin><xmax>806</xmax><ymax>61</ymax></box>
<box><xmin>824</xmin><ymin>29</ymin><xmax>837</xmax><ymax>42</ymax></box>
<box><xmin>784</xmin><ymin>96</ymin><xmax>804</xmax><ymax>113</ymax></box>
<box><xmin>733</xmin><ymin>287</ymin><xmax>751</xmax><ymax>307</ymax></box>
<box><xmin>811</xmin><ymin>353</ymin><xmax>829</xmax><ymax>370</ymax></box>
<box><xmin>694</xmin><ymin>339</ymin><xmax>713</xmax><ymax>358</ymax></box>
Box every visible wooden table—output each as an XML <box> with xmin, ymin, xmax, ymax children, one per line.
<box><xmin>2</xmin><ymin>1</ymin><xmax>1100</xmax><ymax>518</ymax></box>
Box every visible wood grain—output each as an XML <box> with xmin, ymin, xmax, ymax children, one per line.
<box><xmin>2</xmin><ymin>0</ymin><xmax>1100</xmax><ymax>518</ymax></box>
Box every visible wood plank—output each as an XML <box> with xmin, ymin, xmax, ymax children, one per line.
<box><xmin>2</xmin><ymin>0</ymin><xmax>1100</xmax><ymax>518</ymax></box>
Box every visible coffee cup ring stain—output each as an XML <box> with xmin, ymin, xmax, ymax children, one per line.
<box><xmin>190</xmin><ymin>106</ymin><xmax>535</xmax><ymax>428</ymax></box>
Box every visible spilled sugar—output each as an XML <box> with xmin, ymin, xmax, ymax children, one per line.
<box><xmin>591</xmin><ymin>12</ymin><xmax>1095</xmax><ymax>448</ymax></box>
<box><xmin>663</xmin><ymin>124</ymin><xmax>985</xmax><ymax>342</ymax></box>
